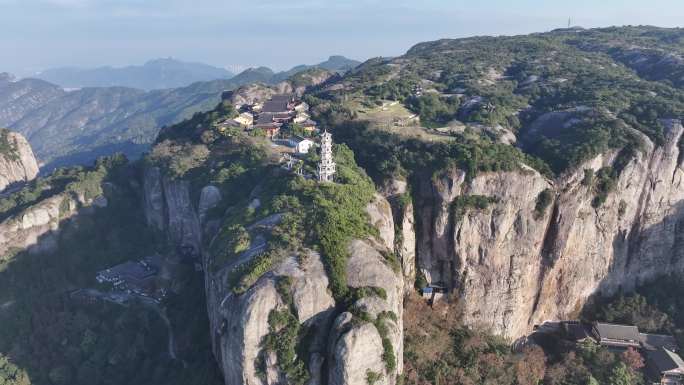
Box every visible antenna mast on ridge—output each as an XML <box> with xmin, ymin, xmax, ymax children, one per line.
<box><xmin>568</xmin><ymin>17</ymin><xmax>572</xmax><ymax>28</ymax></box>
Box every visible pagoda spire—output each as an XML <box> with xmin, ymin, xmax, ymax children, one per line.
<box><xmin>318</xmin><ymin>130</ymin><xmax>336</xmax><ymax>182</ymax></box>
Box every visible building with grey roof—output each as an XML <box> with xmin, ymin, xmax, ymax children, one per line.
<box><xmin>641</xmin><ymin>333</ymin><xmax>679</xmax><ymax>352</ymax></box>
<box><xmin>261</xmin><ymin>94</ymin><xmax>293</xmax><ymax>114</ymax></box>
<box><xmin>96</xmin><ymin>255</ymin><xmax>166</xmax><ymax>301</ymax></box>
<box><xmin>562</xmin><ymin>321</ymin><xmax>592</xmax><ymax>342</ymax></box>
<box><xmin>592</xmin><ymin>322</ymin><xmax>641</xmax><ymax>349</ymax></box>
<box><xmin>646</xmin><ymin>348</ymin><xmax>684</xmax><ymax>385</ymax></box>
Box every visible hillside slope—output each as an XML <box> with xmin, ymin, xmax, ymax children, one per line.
<box><xmin>306</xmin><ymin>26</ymin><xmax>684</xmax><ymax>339</ymax></box>
<box><xmin>0</xmin><ymin>76</ymin><xmax>243</xmax><ymax>170</ymax></box>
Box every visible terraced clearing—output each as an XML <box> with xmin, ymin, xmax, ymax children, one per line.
<box><xmin>357</xmin><ymin>100</ymin><xmax>453</xmax><ymax>142</ymax></box>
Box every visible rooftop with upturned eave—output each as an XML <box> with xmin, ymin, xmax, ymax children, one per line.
<box><xmin>261</xmin><ymin>94</ymin><xmax>293</xmax><ymax>113</ymax></box>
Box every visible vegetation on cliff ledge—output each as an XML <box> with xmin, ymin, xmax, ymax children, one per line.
<box><xmin>0</xmin><ymin>154</ymin><xmax>125</xmax><ymax>223</ymax></box>
<box><xmin>230</xmin><ymin>144</ymin><xmax>375</xmax><ymax>300</ymax></box>
<box><xmin>298</xmin><ymin>144</ymin><xmax>377</xmax><ymax>299</ymax></box>
<box><xmin>535</xmin><ymin>189</ymin><xmax>554</xmax><ymax>219</ymax></box>
<box><xmin>0</xmin><ymin>129</ymin><xmax>19</xmax><ymax>161</ymax></box>
<box><xmin>451</xmin><ymin>195</ymin><xmax>499</xmax><ymax>224</ymax></box>
<box><xmin>259</xmin><ymin>277</ymin><xmax>310</xmax><ymax>385</ymax></box>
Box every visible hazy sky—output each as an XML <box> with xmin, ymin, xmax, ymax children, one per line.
<box><xmin>2</xmin><ymin>0</ymin><xmax>683</xmax><ymax>76</ymax></box>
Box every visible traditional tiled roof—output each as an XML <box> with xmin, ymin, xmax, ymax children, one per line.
<box><xmin>270</xmin><ymin>94</ymin><xmax>292</xmax><ymax>103</ymax></box>
<box><xmin>256</xmin><ymin>114</ymin><xmax>275</xmax><ymax>124</ymax></box>
<box><xmin>254</xmin><ymin>122</ymin><xmax>282</xmax><ymax>129</ymax></box>
<box><xmin>640</xmin><ymin>333</ymin><xmax>679</xmax><ymax>352</ymax></box>
<box><xmin>563</xmin><ymin>322</ymin><xmax>591</xmax><ymax>341</ymax></box>
<box><xmin>647</xmin><ymin>348</ymin><xmax>684</xmax><ymax>374</ymax></box>
<box><xmin>261</xmin><ymin>94</ymin><xmax>293</xmax><ymax>113</ymax></box>
<box><xmin>594</xmin><ymin>322</ymin><xmax>641</xmax><ymax>345</ymax></box>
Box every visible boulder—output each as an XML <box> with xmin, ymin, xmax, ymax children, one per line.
<box><xmin>198</xmin><ymin>185</ymin><xmax>222</xmax><ymax>224</ymax></box>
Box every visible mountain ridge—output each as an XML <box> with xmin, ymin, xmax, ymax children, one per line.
<box><xmin>32</xmin><ymin>55</ymin><xmax>361</xmax><ymax>92</ymax></box>
<box><xmin>35</xmin><ymin>58</ymin><xmax>236</xmax><ymax>91</ymax></box>
<box><xmin>0</xmin><ymin>55</ymin><xmax>360</xmax><ymax>170</ymax></box>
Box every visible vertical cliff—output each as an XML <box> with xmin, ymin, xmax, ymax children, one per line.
<box><xmin>142</xmin><ymin>166</ymin><xmax>202</xmax><ymax>254</ymax></box>
<box><xmin>203</xmin><ymin>194</ymin><xmax>404</xmax><ymax>385</ymax></box>
<box><xmin>0</xmin><ymin>129</ymin><xmax>39</xmax><ymax>192</ymax></box>
<box><xmin>381</xmin><ymin>178</ymin><xmax>416</xmax><ymax>296</ymax></box>
<box><xmin>414</xmin><ymin>120</ymin><xmax>684</xmax><ymax>339</ymax></box>
<box><xmin>142</xmin><ymin>161</ymin><xmax>405</xmax><ymax>385</ymax></box>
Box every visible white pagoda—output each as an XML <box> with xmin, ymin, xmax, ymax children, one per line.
<box><xmin>318</xmin><ymin>130</ymin><xmax>336</xmax><ymax>182</ymax></box>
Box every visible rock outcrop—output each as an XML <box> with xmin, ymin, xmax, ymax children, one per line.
<box><xmin>414</xmin><ymin>119</ymin><xmax>684</xmax><ymax>339</ymax></box>
<box><xmin>198</xmin><ymin>188</ymin><xmax>404</xmax><ymax>385</ymax></box>
<box><xmin>198</xmin><ymin>185</ymin><xmax>222</xmax><ymax>224</ymax></box>
<box><xmin>396</xmin><ymin>201</ymin><xmax>416</xmax><ymax>296</ymax></box>
<box><xmin>216</xmin><ymin>277</ymin><xmax>283</xmax><ymax>385</ymax></box>
<box><xmin>225</xmin><ymin>82</ymin><xmax>295</xmax><ymax>108</ymax></box>
<box><xmin>380</xmin><ymin>179</ymin><xmax>416</xmax><ymax>296</ymax></box>
<box><xmin>143</xmin><ymin>166</ymin><xmax>202</xmax><ymax>254</ymax></box>
<box><xmin>0</xmin><ymin>129</ymin><xmax>39</xmax><ymax>192</ymax></box>
<box><xmin>329</xmin><ymin>318</ymin><xmax>387</xmax><ymax>385</ymax></box>
<box><xmin>0</xmin><ymin>189</ymin><xmax>100</xmax><ymax>260</ymax></box>
<box><xmin>206</xmin><ymin>251</ymin><xmax>334</xmax><ymax>385</ymax></box>
<box><xmin>366</xmin><ymin>193</ymin><xmax>395</xmax><ymax>250</ymax></box>
<box><xmin>327</xmin><ymin>239</ymin><xmax>404</xmax><ymax>385</ymax></box>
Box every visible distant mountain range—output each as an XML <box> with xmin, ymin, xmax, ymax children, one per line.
<box><xmin>273</xmin><ymin>55</ymin><xmax>362</xmax><ymax>81</ymax></box>
<box><xmin>35</xmin><ymin>58</ymin><xmax>235</xmax><ymax>91</ymax></box>
<box><xmin>0</xmin><ymin>76</ymin><xmax>236</xmax><ymax>171</ymax></box>
<box><xmin>33</xmin><ymin>56</ymin><xmax>361</xmax><ymax>91</ymax></box>
<box><xmin>0</xmin><ymin>55</ymin><xmax>360</xmax><ymax>170</ymax></box>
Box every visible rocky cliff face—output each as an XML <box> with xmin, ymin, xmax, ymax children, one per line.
<box><xmin>204</xmin><ymin>193</ymin><xmax>404</xmax><ymax>385</ymax></box>
<box><xmin>143</xmin><ymin>166</ymin><xmax>202</xmax><ymax>254</ymax></box>
<box><xmin>0</xmin><ymin>189</ymin><xmax>104</xmax><ymax>260</ymax></box>
<box><xmin>142</xmin><ymin>170</ymin><xmax>405</xmax><ymax>385</ymax></box>
<box><xmin>0</xmin><ymin>129</ymin><xmax>39</xmax><ymax>192</ymax></box>
<box><xmin>414</xmin><ymin>119</ymin><xmax>684</xmax><ymax>339</ymax></box>
<box><xmin>380</xmin><ymin>178</ymin><xmax>416</xmax><ymax>296</ymax></box>
<box><xmin>224</xmin><ymin>82</ymin><xmax>295</xmax><ymax>108</ymax></box>
<box><xmin>138</xmin><ymin>115</ymin><xmax>684</xmax><ymax>384</ymax></box>
<box><xmin>328</xmin><ymin>238</ymin><xmax>404</xmax><ymax>385</ymax></box>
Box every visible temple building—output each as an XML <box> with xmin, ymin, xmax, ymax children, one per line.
<box><xmin>318</xmin><ymin>130</ymin><xmax>336</xmax><ymax>182</ymax></box>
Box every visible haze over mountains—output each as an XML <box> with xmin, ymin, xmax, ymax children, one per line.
<box><xmin>35</xmin><ymin>58</ymin><xmax>236</xmax><ymax>91</ymax></box>
<box><xmin>33</xmin><ymin>56</ymin><xmax>361</xmax><ymax>91</ymax></box>
<box><xmin>0</xmin><ymin>55</ymin><xmax>360</xmax><ymax>170</ymax></box>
